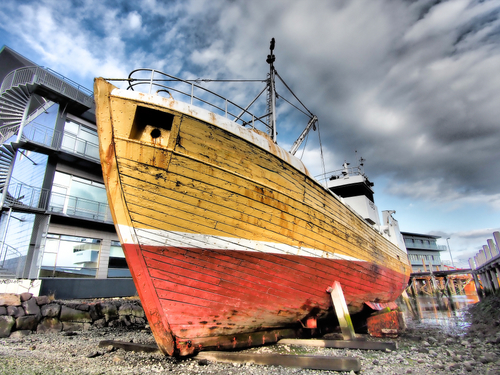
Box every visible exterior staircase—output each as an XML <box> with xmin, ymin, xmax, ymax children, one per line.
<box><xmin>0</xmin><ymin>66</ymin><xmax>93</xmax><ymax>143</ymax></box>
<box><xmin>0</xmin><ymin>143</ymin><xmax>15</xmax><ymax>205</ymax></box>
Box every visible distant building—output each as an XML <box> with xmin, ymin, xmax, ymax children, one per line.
<box><xmin>0</xmin><ymin>46</ymin><xmax>135</xmax><ymax>298</ymax></box>
<box><xmin>402</xmin><ymin>232</ymin><xmax>448</xmax><ymax>272</ymax></box>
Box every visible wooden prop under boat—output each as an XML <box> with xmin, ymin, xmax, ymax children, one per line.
<box><xmin>94</xmin><ymin>40</ymin><xmax>411</xmax><ymax>356</ymax></box>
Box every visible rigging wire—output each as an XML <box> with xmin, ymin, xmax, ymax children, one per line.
<box><xmin>105</xmin><ymin>78</ymin><xmax>266</xmax><ymax>83</ymax></box>
<box><xmin>316</xmin><ymin>120</ymin><xmax>328</xmax><ymax>188</ymax></box>
<box><xmin>274</xmin><ymin>70</ymin><xmax>314</xmax><ymax>116</ymax></box>
<box><xmin>277</xmin><ymin>93</ymin><xmax>311</xmax><ymax>118</ymax></box>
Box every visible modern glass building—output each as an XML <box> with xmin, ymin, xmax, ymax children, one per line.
<box><xmin>0</xmin><ymin>46</ymin><xmax>135</xmax><ymax>298</ymax></box>
<box><xmin>402</xmin><ymin>232</ymin><xmax>448</xmax><ymax>272</ymax></box>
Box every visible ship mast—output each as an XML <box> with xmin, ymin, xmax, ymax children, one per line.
<box><xmin>266</xmin><ymin>38</ymin><xmax>277</xmax><ymax>142</ymax></box>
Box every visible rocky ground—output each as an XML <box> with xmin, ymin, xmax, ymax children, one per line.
<box><xmin>1</xmin><ymin>294</ymin><xmax>500</xmax><ymax>375</ymax></box>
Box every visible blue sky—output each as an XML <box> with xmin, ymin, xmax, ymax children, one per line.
<box><xmin>1</xmin><ymin>0</ymin><xmax>500</xmax><ymax>267</ymax></box>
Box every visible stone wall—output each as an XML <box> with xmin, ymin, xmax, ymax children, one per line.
<box><xmin>0</xmin><ymin>292</ymin><xmax>146</xmax><ymax>338</ymax></box>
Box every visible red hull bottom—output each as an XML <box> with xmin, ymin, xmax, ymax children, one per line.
<box><xmin>123</xmin><ymin>243</ymin><xmax>408</xmax><ymax>355</ymax></box>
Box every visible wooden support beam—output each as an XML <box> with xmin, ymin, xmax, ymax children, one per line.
<box><xmin>489</xmin><ymin>268</ymin><xmax>500</xmax><ymax>290</ymax></box>
<box><xmin>447</xmin><ymin>276</ymin><xmax>457</xmax><ymax>295</ymax></box>
<box><xmin>472</xmin><ymin>273</ymin><xmax>482</xmax><ymax>298</ymax></box>
<box><xmin>278</xmin><ymin>338</ymin><xmax>397</xmax><ymax>351</ymax></box>
<box><xmin>326</xmin><ymin>281</ymin><xmax>357</xmax><ymax>341</ymax></box>
<box><xmin>196</xmin><ymin>351</ymin><xmax>361</xmax><ymax>372</ymax></box>
<box><xmin>99</xmin><ymin>340</ymin><xmax>159</xmax><ymax>353</ymax></box>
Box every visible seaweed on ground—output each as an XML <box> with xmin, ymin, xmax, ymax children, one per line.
<box><xmin>467</xmin><ymin>292</ymin><xmax>500</xmax><ymax>324</ymax></box>
<box><xmin>465</xmin><ymin>292</ymin><xmax>500</xmax><ymax>341</ymax></box>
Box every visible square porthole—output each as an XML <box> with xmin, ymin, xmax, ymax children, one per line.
<box><xmin>130</xmin><ymin>106</ymin><xmax>175</xmax><ymax>140</ymax></box>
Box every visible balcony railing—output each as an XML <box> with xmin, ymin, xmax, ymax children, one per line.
<box><xmin>5</xmin><ymin>181</ymin><xmax>112</xmax><ymax>223</ymax></box>
<box><xmin>409</xmin><ymin>257</ymin><xmax>442</xmax><ymax>266</ymax></box>
<box><xmin>404</xmin><ymin>240</ymin><xmax>447</xmax><ymax>251</ymax></box>
<box><xmin>20</xmin><ymin>121</ymin><xmax>100</xmax><ymax>162</ymax></box>
<box><xmin>60</xmin><ymin>133</ymin><xmax>99</xmax><ymax>161</ymax></box>
<box><xmin>47</xmin><ymin>191</ymin><xmax>112</xmax><ymax>223</ymax></box>
<box><xmin>5</xmin><ymin>182</ymin><xmax>50</xmax><ymax>210</ymax></box>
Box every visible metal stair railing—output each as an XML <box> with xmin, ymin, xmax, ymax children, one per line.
<box><xmin>0</xmin><ymin>241</ymin><xmax>24</xmax><ymax>278</ymax></box>
<box><xmin>24</xmin><ymin>100</ymin><xmax>56</xmax><ymax>125</ymax></box>
<box><xmin>0</xmin><ymin>66</ymin><xmax>93</xmax><ymax>108</ymax></box>
<box><xmin>0</xmin><ymin>143</ymin><xmax>15</xmax><ymax>199</ymax></box>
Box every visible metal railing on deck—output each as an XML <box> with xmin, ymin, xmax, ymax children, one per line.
<box><xmin>123</xmin><ymin>69</ymin><xmax>269</xmax><ymax>131</ymax></box>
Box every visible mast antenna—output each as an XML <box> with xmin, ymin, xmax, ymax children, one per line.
<box><xmin>266</xmin><ymin>38</ymin><xmax>277</xmax><ymax>142</ymax></box>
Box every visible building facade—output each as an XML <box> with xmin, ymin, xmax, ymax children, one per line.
<box><xmin>402</xmin><ymin>232</ymin><xmax>448</xmax><ymax>272</ymax></box>
<box><xmin>0</xmin><ymin>46</ymin><xmax>135</xmax><ymax>298</ymax></box>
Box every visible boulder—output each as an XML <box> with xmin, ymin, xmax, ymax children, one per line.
<box><xmin>62</xmin><ymin>322</ymin><xmax>91</xmax><ymax>332</ymax></box>
<box><xmin>16</xmin><ymin>315</ymin><xmax>39</xmax><ymax>331</ymax></box>
<box><xmin>41</xmin><ymin>304</ymin><xmax>61</xmax><ymax>318</ymax></box>
<box><xmin>100</xmin><ymin>302</ymin><xmax>118</xmax><ymax>321</ymax></box>
<box><xmin>35</xmin><ymin>296</ymin><xmax>51</xmax><ymax>306</ymax></box>
<box><xmin>22</xmin><ymin>298</ymin><xmax>41</xmax><ymax>316</ymax></box>
<box><xmin>7</xmin><ymin>305</ymin><xmax>25</xmax><ymax>318</ymax></box>
<box><xmin>93</xmin><ymin>318</ymin><xmax>106</xmax><ymax>328</ymax></box>
<box><xmin>75</xmin><ymin>304</ymin><xmax>90</xmax><ymax>312</ymax></box>
<box><xmin>119</xmin><ymin>303</ymin><xmax>145</xmax><ymax>318</ymax></box>
<box><xmin>19</xmin><ymin>292</ymin><xmax>33</xmax><ymax>302</ymax></box>
<box><xmin>0</xmin><ymin>293</ymin><xmax>21</xmax><ymax>306</ymax></box>
<box><xmin>37</xmin><ymin>318</ymin><xmax>62</xmax><ymax>333</ymax></box>
<box><xmin>89</xmin><ymin>304</ymin><xmax>102</xmax><ymax>320</ymax></box>
<box><xmin>0</xmin><ymin>315</ymin><xmax>15</xmax><ymax>338</ymax></box>
<box><xmin>60</xmin><ymin>305</ymin><xmax>92</xmax><ymax>323</ymax></box>
<box><xmin>9</xmin><ymin>330</ymin><xmax>31</xmax><ymax>338</ymax></box>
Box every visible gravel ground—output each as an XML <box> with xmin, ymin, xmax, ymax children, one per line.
<box><xmin>1</xmin><ymin>300</ymin><xmax>500</xmax><ymax>375</ymax></box>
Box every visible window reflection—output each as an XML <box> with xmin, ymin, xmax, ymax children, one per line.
<box><xmin>22</xmin><ymin>103</ymin><xmax>59</xmax><ymax>146</ymax></box>
<box><xmin>61</xmin><ymin>120</ymin><xmax>99</xmax><ymax>160</ymax></box>
<box><xmin>107</xmin><ymin>240</ymin><xmax>131</xmax><ymax>278</ymax></box>
<box><xmin>48</xmin><ymin>171</ymin><xmax>111</xmax><ymax>221</ymax></box>
<box><xmin>40</xmin><ymin>234</ymin><xmax>101</xmax><ymax>278</ymax></box>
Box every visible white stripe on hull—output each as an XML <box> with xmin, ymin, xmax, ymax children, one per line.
<box><xmin>118</xmin><ymin>224</ymin><xmax>365</xmax><ymax>262</ymax></box>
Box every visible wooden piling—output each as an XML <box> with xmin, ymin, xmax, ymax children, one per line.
<box><xmin>196</xmin><ymin>351</ymin><xmax>361</xmax><ymax>372</ymax></box>
<box><xmin>278</xmin><ymin>338</ymin><xmax>397</xmax><ymax>351</ymax></box>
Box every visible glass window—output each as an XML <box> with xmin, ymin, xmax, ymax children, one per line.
<box><xmin>61</xmin><ymin>120</ymin><xmax>99</xmax><ymax>160</ymax></box>
<box><xmin>48</xmin><ymin>171</ymin><xmax>111</xmax><ymax>221</ymax></box>
<box><xmin>39</xmin><ymin>234</ymin><xmax>101</xmax><ymax>278</ymax></box>
<box><xmin>23</xmin><ymin>103</ymin><xmax>60</xmax><ymax>146</ymax></box>
<box><xmin>107</xmin><ymin>240</ymin><xmax>131</xmax><ymax>278</ymax></box>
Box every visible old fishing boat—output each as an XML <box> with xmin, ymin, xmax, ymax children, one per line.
<box><xmin>94</xmin><ymin>40</ymin><xmax>410</xmax><ymax>356</ymax></box>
